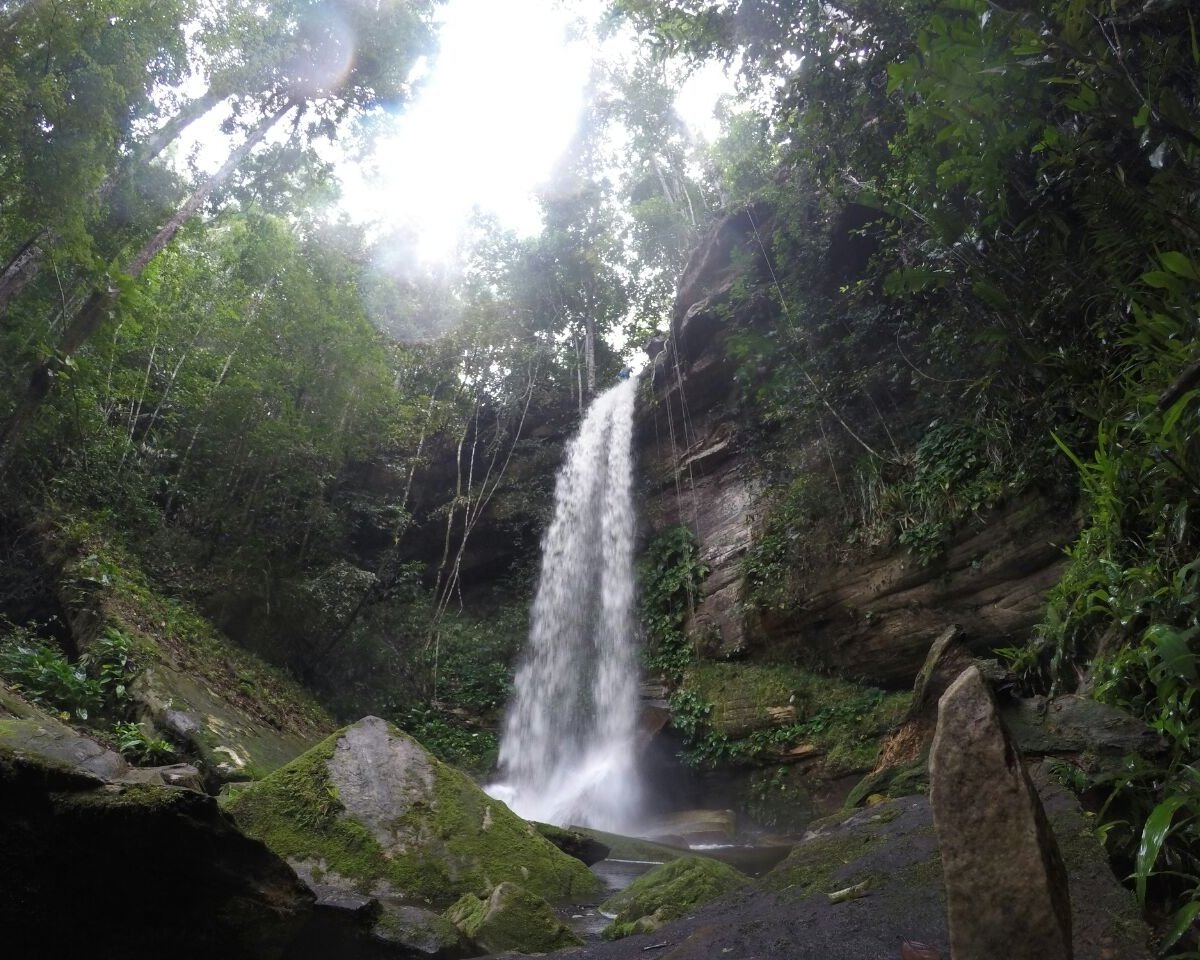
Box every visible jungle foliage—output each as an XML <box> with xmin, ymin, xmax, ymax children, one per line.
<box><xmin>0</xmin><ymin>0</ymin><xmax>685</xmax><ymax>774</ymax></box>
<box><xmin>3</xmin><ymin>0</ymin><xmax>1200</xmax><ymax>944</ymax></box>
<box><xmin>614</xmin><ymin>0</ymin><xmax>1200</xmax><ymax>947</ymax></box>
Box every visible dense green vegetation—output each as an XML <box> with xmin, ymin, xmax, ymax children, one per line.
<box><xmin>0</xmin><ymin>0</ymin><xmax>697</xmax><ymax>773</ymax></box>
<box><xmin>1</xmin><ymin>0</ymin><xmax>1199</xmax><ymax>949</ymax></box>
<box><xmin>611</xmin><ymin>0</ymin><xmax>1200</xmax><ymax>948</ymax></box>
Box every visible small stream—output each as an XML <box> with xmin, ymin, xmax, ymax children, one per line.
<box><xmin>560</xmin><ymin>844</ymin><xmax>792</xmax><ymax>943</ymax></box>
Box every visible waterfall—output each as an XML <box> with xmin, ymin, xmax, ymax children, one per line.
<box><xmin>489</xmin><ymin>374</ymin><xmax>642</xmax><ymax>832</ymax></box>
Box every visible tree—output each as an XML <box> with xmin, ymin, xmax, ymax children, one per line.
<box><xmin>0</xmin><ymin>0</ymin><xmax>440</xmax><ymax>466</ymax></box>
<box><xmin>530</xmin><ymin>96</ymin><xmax>632</xmax><ymax>403</ymax></box>
<box><xmin>0</xmin><ymin>0</ymin><xmax>195</xmax><ymax>312</ymax></box>
<box><xmin>0</xmin><ymin>0</ymin><xmax>441</xmax><ymax>315</ymax></box>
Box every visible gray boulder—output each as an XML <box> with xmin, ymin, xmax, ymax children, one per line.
<box><xmin>930</xmin><ymin>666</ymin><xmax>1072</xmax><ymax>960</ymax></box>
<box><xmin>223</xmin><ymin>716</ymin><xmax>599</xmax><ymax>952</ymax></box>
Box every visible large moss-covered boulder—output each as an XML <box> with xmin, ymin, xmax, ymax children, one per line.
<box><xmin>446</xmin><ymin>881</ymin><xmax>582</xmax><ymax>953</ymax></box>
<box><xmin>223</xmin><ymin>716</ymin><xmax>601</xmax><ymax>909</ymax></box>
<box><xmin>600</xmin><ymin>855</ymin><xmax>751</xmax><ymax>940</ymax></box>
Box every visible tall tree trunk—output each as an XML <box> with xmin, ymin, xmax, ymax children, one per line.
<box><xmin>583</xmin><ymin>315</ymin><xmax>597</xmax><ymax>398</ymax></box>
<box><xmin>0</xmin><ymin>98</ymin><xmax>298</xmax><ymax>470</ymax></box>
<box><xmin>0</xmin><ymin>237</ymin><xmax>44</xmax><ymax>315</ymax></box>
<box><xmin>0</xmin><ymin>87</ymin><xmax>229</xmax><ymax>318</ymax></box>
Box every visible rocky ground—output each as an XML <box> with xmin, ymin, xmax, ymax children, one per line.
<box><xmin>522</xmin><ymin>776</ymin><xmax>1146</xmax><ymax>960</ymax></box>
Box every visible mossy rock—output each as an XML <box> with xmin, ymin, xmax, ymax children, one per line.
<box><xmin>445</xmin><ymin>881</ymin><xmax>582</xmax><ymax>953</ymax></box>
<box><xmin>0</xmin><ymin>681</ymin><xmax>129</xmax><ymax>780</ymax></box>
<box><xmin>678</xmin><ymin>662</ymin><xmax>909</xmax><ymax>775</ymax></box>
<box><xmin>600</xmin><ymin>855</ymin><xmax>751</xmax><ymax>940</ymax></box>
<box><xmin>48</xmin><ymin>525</ymin><xmax>332</xmax><ymax>784</ymax></box>
<box><xmin>760</xmin><ymin>828</ymin><xmax>882</xmax><ymax>896</ymax></box>
<box><xmin>222</xmin><ymin>716</ymin><xmax>600</xmax><ymax>907</ymax></box>
<box><xmin>533</xmin><ymin>821</ymin><xmax>611</xmax><ymax>865</ymax></box>
<box><xmin>569</xmin><ymin>825</ymin><xmax>690</xmax><ymax>863</ymax></box>
<box><xmin>134</xmin><ymin>664</ymin><xmax>319</xmax><ymax>782</ymax></box>
<box><xmin>373</xmin><ymin>902</ymin><xmax>471</xmax><ymax>955</ymax></box>
<box><xmin>1</xmin><ymin>744</ymin><xmax>313</xmax><ymax>959</ymax></box>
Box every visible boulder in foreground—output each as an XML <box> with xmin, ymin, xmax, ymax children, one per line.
<box><xmin>446</xmin><ymin>881</ymin><xmax>583</xmax><ymax>953</ymax></box>
<box><xmin>223</xmin><ymin>716</ymin><xmax>601</xmax><ymax>910</ymax></box>
<box><xmin>930</xmin><ymin>666</ymin><xmax>1072</xmax><ymax>960</ymax></box>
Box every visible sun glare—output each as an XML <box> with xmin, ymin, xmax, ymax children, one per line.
<box><xmin>343</xmin><ymin>0</ymin><xmax>597</xmax><ymax>261</ymax></box>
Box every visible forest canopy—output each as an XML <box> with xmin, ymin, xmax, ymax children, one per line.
<box><xmin>1</xmin><ymin>0</ymin><xmax>1199</xmax><ymax>945</ymax></box>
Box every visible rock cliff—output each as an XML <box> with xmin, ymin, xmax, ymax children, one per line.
<box><xmin>636</xmin><ymin>204</ymin><xmax>1077</xmax><ymax>687</ymax></box>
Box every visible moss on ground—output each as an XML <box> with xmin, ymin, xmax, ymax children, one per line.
<box><xmin>600</xmin><ymin>856</ymin><xmax>751</xmax><ymax>940</ymax></box>
<box><xmin>760</xmin><ymin>830</ymin><xmax>881</xmax><ymax>898</ymax></box>
<box><xmin>677</xmin><ymin>662</ymin><xmax>909</xmax><ymax>774</ymax></box>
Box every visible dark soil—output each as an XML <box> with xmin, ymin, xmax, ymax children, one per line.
<box><xmin>493</xmin><ymin>785</ymin><xmax>1151</xmax><ymax>960</ymax></box>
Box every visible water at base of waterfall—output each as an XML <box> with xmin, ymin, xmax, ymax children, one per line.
<box><xmin>487</xmin><ymin>374</ymin><xmax>641</xmax><ymax>832</ymax></box>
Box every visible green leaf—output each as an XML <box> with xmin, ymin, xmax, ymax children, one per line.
<box><xmin>1144</xmin><ymin>624</ymin><xmax>1199</xmax><ymax>684</ymax></box>
<box><xmin>1135</xmin><ymin>794</ymin><xmax>1189</xmax><ymax>904</ymax></box>
<box><xmin>1051</xmin><ymin>431</ymin><xmax>1086</xmax><ymax>471</ymax></box>
<box><xmin>1162</xmin><ymin>392</ymin><xmax>1196</xmax><ymax>436</ymax></box>
<box><xmin>1161</xmin><ymin>898</ymin><xmax>1200</xmax><ymax>951</ymax></box>
<box><xmin>1142</xmin><ymin>271</ymin><xmax>1180</xmax><ymax>290</ymax></box>
<box><xmin>1160</xmin><ymin>251</ymin><xmax>1200</xmax><ymax>281</ymax></box>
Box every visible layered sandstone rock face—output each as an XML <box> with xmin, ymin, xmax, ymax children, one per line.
<box><xmin>636</xmin><ymin>206</ymin><xmax>1076</xmax><ymax>689</ymax></box>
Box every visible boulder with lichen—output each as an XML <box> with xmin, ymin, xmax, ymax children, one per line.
<box><xmin>223</xmin><ymin>716</ymin><xmax>600</xmax><ymax>915</ymax></box>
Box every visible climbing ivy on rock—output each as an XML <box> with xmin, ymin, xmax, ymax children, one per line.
<box><xmin>639</xmin><ymin>526</ymin><xmax>710</xmax><ymax>679</ymax></box>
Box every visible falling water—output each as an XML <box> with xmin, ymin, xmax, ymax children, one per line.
<box><xmin>489</xmin><ymin>374</ymin><xmax>642</xmax><ymax>831</ymax></box>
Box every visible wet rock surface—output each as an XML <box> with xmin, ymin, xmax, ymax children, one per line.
<box><xmin>498</xmin><ymin>786</ymin><xmax>1147</xmax><ymax>960</ymax></box>
<box><xmin>224</xmin><ymin>716</ymin><xmax>599</xmax><ymax>954</ymax></box>
<box><xmin>930</xmin><ymin>666</ymin><xmax>1072</xmax><ymax>960</ymax></box>
<box><xmin>637</xmin><ymin>203</ymin><xmax>1078</xmax><ymax>689</ymax></box>
<box><xmin>534</xmin><ymin>821</ymin><xmax>612</xmax><ymax>866</ymax></box>
<box><xmin>1002</xmin><ymin>694</ymin><xmax>1166</xmax><ymax>777</ymax></box>
<box><xmin>133</xmin><ymin>662</ymin><xmax>319</xmax><ymax>784</ymax></box>
<box><xmin>528</xmin><ymin>796</ymin><xmax>949</xmax><ymax>960</ymax></box>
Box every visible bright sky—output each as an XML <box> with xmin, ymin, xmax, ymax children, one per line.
<box><xmin>337</xmin><ymin>0</ymin><xmax>732</xmax><ymax>262</ymax></box>
<box><xmin>177</xmin><ymin>0</ymin><xmax>732</xmax><ymax>264</ymax></box>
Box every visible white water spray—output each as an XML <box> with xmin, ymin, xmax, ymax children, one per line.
<box><xmin>489</xmin><ymin>374</ymin><xmax>642</xmax><ymax>831</ymax></box>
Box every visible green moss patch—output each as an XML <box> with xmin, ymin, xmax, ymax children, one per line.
<box><xmin>220</xmin><ymin>730</ymin><xmax>389</xmax><ymax>891</ymax></box>
<box><xmin>760</xmin><ymin>830</ymin><xmax>881</xmax><ymax>897</ymax></box>
<box><xmin>223</xmin><ymin>719</ymin><xmax>600</xmax><ymax>907</ymax></box>
<box><xmin>600</xmin><ymin>855</ymin><xmax>751</xmax><ymax>940</ymax></box>
<box><xmin>403</xmin><ymin>760</ymin><xmax>601</xmax><ymax>901</ymax></box>
<box><xmin>446</xmin><ymin>882</ymin><xmax>582</xmax><ymax>953</ymax></box>
<box><xmin>675</xmin><ymin>662</ymin><xmax>909</xmax><ymax>774</ymax></box>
